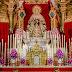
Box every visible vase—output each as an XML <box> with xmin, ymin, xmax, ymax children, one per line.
<box><xmin>58</xmin><ymin>59</ymin><xmax>62</xmax><ymax>66</ymax></box>
<box><xmin>11</xmin><ymin>59</ymin><xmax>16</xmax><ymax>67</ymax></box>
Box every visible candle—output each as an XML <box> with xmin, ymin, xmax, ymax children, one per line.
<box><xmin>66</xmin><ymin>42</ymin><xmax>68</xmax><ymax>57</ymax></box>
<box><xmin>54</xmin><ymin>34</ymin><xmax>56</xmax><ymax>54</ymax></box>
<box><xmin>69</xmin><ymin>38</ymin><xmax>70</xmax><ymax>54</ymax></box>
<box><xmin>62</xmin><ymin>35</ymin><xmax>63</xmax><ymax>48</ymax></box>
<box><xmin>8</xmin><ymin>35</ymin><xmax>9</xmax><ymax>66</ymax></box>
<box><xmin>10</xmin><ymin>34</ymin><xmax>12</xmax><ymax>52</ymax></box>
<box><xmin>57</xmin><ymin>34</ymin><xmax>59</xmax><ymax>49</ymax></box>
<box><xmin>4</xmin><ymin>42</ymin><xmax>6</xmax><ymax>66</ymax></box>
<box><xmin>2</xmin><ymin>39</ymin><xmax>3</xmax><ymax>58</ymax></box>
<box><xmin>0</xmin><ymin>42</ymin><xmax>1</xmax><ymax>58</ymax></box>
<box><xmin>64</xmin><ymin>35</ymin><xmax>65</xmax><ymax>53</ymax></box>
<box><xmin>59</xmin><ymin>34</ymin><xmax>61</xmax><ymax>49</ymax></box>
<box><xmin>19</xmin><ymin>19</ymin><xmax>20</xmax><ymax>28</ymax></box>
<box><xmin>13</xmin><ymin>34</ymin><xmax>14</xmax><ymax>49</ymax></box>
<box><xmin>52</xmin><ymin>44</ymin><xmax>53</xmax><ymax>66</ymax></box>
<box><xmin>27</xmin><ymin>32</ymin><xmax>29</xmax><ymax>39</ymax></box>
<box><xmin>15</xmin><ymin>36</ymin><xmax>16</xmax><ymax>49</ymax></box>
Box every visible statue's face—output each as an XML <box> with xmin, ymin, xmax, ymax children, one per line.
<box><xmin>9</xmin><ymin>0</ymin><xmax>14</xmax><ymax>3</ymax></box>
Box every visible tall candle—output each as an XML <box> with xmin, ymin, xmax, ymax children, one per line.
<box><xmin>69</xmin><ymin>38</ymin><xmax>70</xmax><ymax>54</ymax></box>
<box><xmin>8</xmin><ymin>35</ymin><xmax>9</xmax><ymax>66</ymax></box>
<box><xmin>10</xmin><ymin>34</ymin><xmax>12</xmax><ymax>52</ymax></box>
<box><xmin>54</xmin><ymin>34</ymin><xmax>56</xmax><ymax>54</ymax></box>
<box><xmin>2</xmin><ymin>39</ymin><xmax>3</xmax><ymax>58</ymax></box>
<box><xmin>59</xmin><ymin>34</ymin><xmax>61</xmax><ymax>49</ymax></box>
<box><xmin>15</xmin><ymin>36</ymin><xmax>16</xmax><ymax>49</ymax></box>
<box><xmin>64</xmin><ymin>35</ymin><xmax>65</xmax><ymax>53</ymax></box>
<box><xmin>13</xmin><ymin>34</ymin><xmax>14</xmax><ymax>49</ymax></box>
<box><xmin>0</xmin><ymin>42</ymin><xmax>1</xmax><ymax>58</ymax></box>
<box><xmin>57</xmin><ymin>34</ymin><xmax>59</xmax><ymax>49</ymax></box>
<box><xmin>66</xmin><ymin>42</ymin><xmax>68</xmax><ymax>57</ymax></box>
<box><xmin>4</xmin><ymin>42</ymin><xmax>6</xmax><ymax>65</ymax></box>
<box><xmin>62</xmin><ymin>35</ymin><xmax>63</xmax><ymax>48</ymax></box>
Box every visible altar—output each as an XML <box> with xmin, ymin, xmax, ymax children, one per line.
<box><xmin>0</xmin><ymin>0</ymin><xmax>72</xmax><ymax>72</ymax></box>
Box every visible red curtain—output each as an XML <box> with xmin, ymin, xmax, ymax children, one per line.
<box><xmin>0</xmin><ymin>22</ymin><xmax>9</xmax><ymax>65</ymax></box>
<box><xmin>23</xmin><ymin>1</ymin><xmax>50</xmax><ymax>31</ymax></box>
<box><xmin>64</xmin><ymin>22</ymin><xmax>72</xmax><ymax>43</ymax></box>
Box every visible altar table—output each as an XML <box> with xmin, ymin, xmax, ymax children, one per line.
<box><xmin>0</xmin><ymin>66</ymin><xmax>72</xmax><ymax>71</ymax></box>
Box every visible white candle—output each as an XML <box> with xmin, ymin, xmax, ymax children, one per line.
<box><xmin>52</xmin><ymin>44</ymin><xmax>53</xmax><ymax>58</ymax></box>
<box><xmin>64</xmin><ymin>35</ymin><xmax>65</xmax><ymax>53</ymax></box>
<box><xmin>2</xmin><ymin>39</ymin><xmax>3</xmax><ymax>58</ymax></box>
<box><xmin>27</xmin><ymin>32</ymin><xmax>29</xmax><ymax>39</ymax></box>
<box><xmin>57</xmin><ymin>34</ymin><xmax>59</xmax><ymax>48</ymax></box>
<box><xmin>66</xmin><ymin>42</ymin><xmax>68</xmax><ymax>57</ymax></box>
<box><xmin>10</xmin><ymin>34</ymin><xmax>12</xmax><ymax>52</ymax></box>
<box><xmin>62</xmin><ymin>34</ymin><xmax>63</xmax><ymax>48</ymax></box>
<box><xmin>69</xmin><ymin>38</ymin><xmax>70</xmax><ymax>54</ymax></box>
<box><xmin>0</xmin><ymin>42</ymin><xmax>1</xmax><ymax>57</ymax></box>
<box><xmin>54</xmin><ymin>34</ymin><xmax>56</xmax><ymax>54</ymax></box>
<box><xmin>15</xmin><ymin>36</ymin><xmax>16</xmax><ymax>49</ymax></box>
<box><xmin>13</xmin><ymin>34</ymin><xmax>14</xmax><ymax>49</ymax></box>
<box><xmin>8</xmin><ymin>35</ymin><xmax>9</xmax><ymax>66</ymax></box>
<box><xmin>4</xmin><ymin>42</ymin><xmax>6</xmax><ymax>65</ymax></box>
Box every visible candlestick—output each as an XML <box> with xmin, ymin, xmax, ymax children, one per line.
<box><xmin>10</xmin><ymin>34</ymin><xmax>12</xmax><ymax>52</ymax></box>
<box><xmin>57</xmin><ymin>34</ymin><xmax>59</xmax><ymax>49</ymax></box>
<box><xmin>15</xmin><ymin>36</ymin><xmax>16</xmax><ymax>49</ymax></box>
<box><xmin>64</xmin><ymin>35</ymin><xmax>65</xmax><ymax>53</ymax></box>
<box><xmin>19</xmin><ymin>19</ymin><xmax>20</xmax><ymax>28</ymax></box>
<box><xmin>13</xmin><ymin>34</ymin><xmax>14</xmax><ymax>49</ymax></box>
<box><xmin>69</xmin><ymin>38</ymin><xmax>70</xmax><ymax>54</ymax></box>
<box><xmin>2</xmin><ymin>39</ymin><xmax>3</xmax><ymax>58</ymax></box>
<box><xmin>4</xmin><ymin>42</ymin><xmax>6</xmax><ymax>66</ymax></box>
<box><xmin>52</xmin><ymin>44</ymin><xmax>53</xmax><ymax>66</ymax></box>
<box><xmin>8</xmin><ymin>35</ymin><xmax>9</xmax><ymax>66</ymax></box>
<box><xmin>59</xmin><ymin>34</ymin><xmax>61</xmax><ymax>49</ymax></box>
<box><xmin>62</xmin><ymin>34</ymin><xmax>63</xmax><ymax>48</ymax></box>
<box><xmin>54</xmin><ymin>34</ymin><xmax>56</xmax><ymax>54</ymax></box>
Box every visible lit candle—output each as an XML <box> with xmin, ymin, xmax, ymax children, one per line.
<box><xmin>2</xmin><ymin>39</ymin><xmax>3</xmax><ymax>58</ymax></box>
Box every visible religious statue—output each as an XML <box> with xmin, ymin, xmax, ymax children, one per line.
<box><xmin>27</xmin><ymin>5</ymin><xmax>47</xmax><ymax>37</ymax></box>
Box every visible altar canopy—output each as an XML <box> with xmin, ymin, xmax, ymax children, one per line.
<box><xmin>23</xmin><ymin>1</ymin><xmax>50</xmax><ymax>31</ymax></box>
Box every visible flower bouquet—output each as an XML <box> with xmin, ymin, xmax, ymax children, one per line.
<box><xmin>10</xmin><ymin>49</ymin><xmax>18</xmax><ymax>66</ymax></box>
<box><xmin>68</xmin><ymin>58</ymin><xmax>72</xmax><ymax>66</ymax></box>
<box><xmin>20</xmin><ymin>58</ymin><xmax>25</xmax><ymax>66</ymax></box>
<box><xmin>0</xmin><ymin>58</ymin><xmax>4</xmax><ymax>66</ymax></box>
<box><xmin>15</xmin><ymin>28</ymin><xmax>23</xmax><ymax>39</ymax></box>
<box><xmin>48</xmin><ymin>58</ymin><xmax>53</xmax><ymax>66</ymax></box>
<box><xmin>56</xmin><ymin>49</ymin><xmax>64</xmax><ymax>66</ymax></box>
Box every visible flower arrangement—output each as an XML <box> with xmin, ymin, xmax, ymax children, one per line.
<box><xmin>20</xmin><ymin>58</ymin><xmax>25</xmax><ymax>64</ymax></box>
<box><xmin>15</xmin><ymin>28</ymin><xmax>23</xmax><ymax>36</ymax></box>
<box><xmin>0</xmin><ymin>58</ymin><xmax>4</xmax><ymax>64</ymax></box>
<box><xmin>10</xmin><ymin>49</ymin><xmax>18</xmax><ymax>59</ymax></box>
<box><xmin>48</xmin><ymin>58</ymin><xmax>53</xmax><ymax>64</ymax></box>
<box><xmin>56</xmin><ymin>49</ymin><xmax>64</xmax><ymax>59</ymax></box>
<box><xmin>68</xmin><ymin>58</ymin><xmax>72</xmax><ymax>64</ymax></box>
<box><xmin>51</xmin><ymin>28</ymin><xmax>59</xmax><ymax>38</ymax></box>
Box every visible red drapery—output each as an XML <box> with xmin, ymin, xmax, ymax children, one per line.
<box><xmin>0</xmin><ymin>22</ymin><xmax>9</xmax><ymax>64</ymax></box>
<box><xmin>23</xmin><ymin>1</ymin><xmax>50</xmax><ymax>31</ymax></box>
<box><xmin>64</xmin><ymin>22</ymin><xmax>72</xmax><ymax>43</ymax></box>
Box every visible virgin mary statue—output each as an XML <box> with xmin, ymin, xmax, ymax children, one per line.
<box><xmin>27</xmin><ymin>5</ymin><xmax>47</xmax><ymax>37</ymax></box>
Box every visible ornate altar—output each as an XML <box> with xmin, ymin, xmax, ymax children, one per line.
<box><xmin>27</xmin><ymin>40</ymin><xmax>46</xmax><ymax>66</ymax></box>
